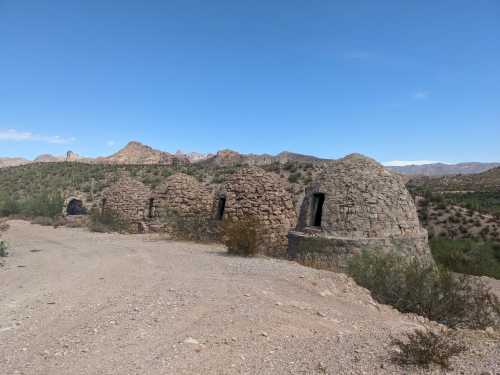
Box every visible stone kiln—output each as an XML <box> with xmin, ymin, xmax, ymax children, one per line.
<box><xmin>151</xmin><ymin>173</ymin><xmax>214</xmax><ymax>233</ymax></box>
<box><xmin>219</xmin><ymin>167</ymin><xmax>297</xmax><ymax>257</ymax></box>
<box><xmin>101</xmin><ymin>175</ymin><xmax>151</xmax><ymax>232</ymax></box>
<box><xmin>288</xmin><ymin>154</ymin><xmax>431</xmax><ymax>270</ymax></box>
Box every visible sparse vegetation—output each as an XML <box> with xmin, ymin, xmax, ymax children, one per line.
<box><xmin>0</xmin><ymin>240</ymin><xmax>8</xmax><ymax>257</ymax></box>
<box><xmin>0</xmin><ymin>190</ymin><xmax>64</xmax><ymax>219</ymax></box>
<box><xmin>392</xmin><ymin>327</ymin><xmax>466</xmax><ymax>369</ymax></box>
<box><xmin>431</xmin><ymin>238</ymin><xmax>500</xmax><ymax>279</ymax></box>
<box><xmin>347</xmin><ymin>251</ymin><xmax>500</xmax><ymax>329</ymax></box>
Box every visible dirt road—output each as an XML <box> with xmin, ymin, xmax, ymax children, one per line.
<box><xmin>0</xmin><ymin>221</ymin><xmax>498</xmax><ymax>374</ymax></box>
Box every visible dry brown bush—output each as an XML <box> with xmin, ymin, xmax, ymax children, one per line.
<box><xmin>392</xmin><ymin>327</ymin><xmax>466</xmax><ymax>369</ymax></box>
<box><xmin>222</xmin><ymin>218</ymin><xmax>261</xmax><ymax>256</ymax></box>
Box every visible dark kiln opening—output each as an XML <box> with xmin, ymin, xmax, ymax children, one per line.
<box><xmin>311</xmin><ymin>193</ymin><xmax>325</xmax><ymax>227</ymax></box>
<box><xmin>148</xmin><ymin>198</ymin><xmax>154</xmax><ymax>219</ymax></box>
<box><xmin>101</xmin><ymin>198</ymin><xmax>107</xmax><ymax>215</ymax></box>
<box><xmin>216</xmin><ymin>196</ymin><xmax>226</xmax><ymax>220</ymax></box>
<box><xmin>67</xmin><ymin>199</ymin><xmax>87</xmax><ymax>216</ymax></box>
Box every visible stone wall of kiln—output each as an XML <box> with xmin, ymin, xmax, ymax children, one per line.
<box><xmin>288</xmin><ymin>154</ymin><xmax>432</xmax><ymax>268</ymax></box>
<box><xmin>101</xmin><ymin>176</ymin><xmax>151</xmax><ymax>232</ymax></box>
<box><xmin>221</xmin><ymin>167</ymin><xmax>297</xmax><ymax>257</ymax></box>
<box><xmin>288</xmin><ymin>230</ymin><xmax>431</xmax><ymax>272</ymax></box>
<box><xmin>150</xmin><ymin>173</ymin><xmax>215</xmax><ymax>236</ymax></box>
<box><xmin>295</xmin><ymin>154</ymin><xmax>423</xmax><ymax>238</ymax></box>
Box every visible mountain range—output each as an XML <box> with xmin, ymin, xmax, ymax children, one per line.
<box><xmin>1</xmin><ymin>141</ymin><xmax>498</xmax><ymax>176</ymax></box>
<box><xmin>386</xmin><ymin>162</ymin><xmax>500</xmax><ymax>176</ymax></box>
<box><xmin>0</xmin><ymin>141</ymin><xmax>325</xmax><ymax>169</ymax></box>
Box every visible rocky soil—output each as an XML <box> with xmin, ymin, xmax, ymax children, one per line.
<box><xmin>0</xmin><ymin>221</ymin><xmax>498</xmax><ymax>374</ymax></box>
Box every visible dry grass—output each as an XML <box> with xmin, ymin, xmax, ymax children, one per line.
<box><xmin>222</xmin><ymin>218</ymin><xmax>261</xmax><ymax>256</ymax></box>
<box><xmin>0</xmin><ymin>221</ymin><xmax>9</xmax><ymax>234</ymax></box>
<box><xmin>392</xmin><ymin>327</ymin><xmax>466</xmax><ymax>369</ymax></box>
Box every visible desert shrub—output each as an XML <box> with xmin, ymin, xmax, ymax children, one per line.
<box><xmin>87</xmin><ymin>208</ymin><xmax>128</xmax><ymax>233</ymax></box>
<box><xmin>347</xmin><ymin>251</ymin><xmax>500</xmax><ymax>328</ymax></box>
<box><xmin>0</xmin><ymin>219</ymin><xmax>9</xmax><ymax>232</ymax></box>
<box><xmin>392</xmin><ymin>327</ymin><xmax>465</xmax><ymax>369</ymax></box>
<box><xmin>0</xmin><ymin>193</ymin><xmax>21</xmax><ymax>217</ymax></box>
<box><xmin>431</xmin><ymin>238</ymin><xmax>500</xmax><ymax>279</ymax></box>
<box><xmin>222</xmin><ymin>218</ymin><xmax>260</xmax><ymax>256</ymax></box>
<box><xmin>288</xmin><ymin>172</ymin><xmax>302</xmax><ymax>183</ymax></box>
<box><xmin>18</xmin><ymin>191</ymin><xmax>64</xmax><ymax>218</ymax></box>
<box><xmin>0</xmin><ymin>240</ymin><xmax>8</xmax><ymax>257</ymax></box>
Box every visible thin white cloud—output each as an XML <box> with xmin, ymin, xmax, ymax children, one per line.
<box><xmin>412</xmin><ymin>91</ymin><xmax>430</xmax><ymax>100</ymax></box>
<box><xmin>106</xmin><ymin>140</ymin><xmax>116</xmax><ymax>147</ymax></box>
<box><xmin>0</xmin><ymin>128</ymin><xmax>75</xmax><ymax>144</ymax></box>
<box><xmin>383</xmin><ymin>160</ymin><xmax>449</xmax><ymax>167</ymax></box>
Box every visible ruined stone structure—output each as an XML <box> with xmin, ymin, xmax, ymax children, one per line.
<box><xmin>63</xmin><ymin>194</ymin><xmax>88</xmax><ymax>216</ymax></box>
<box><xmin>101</xmin><ymin>176</ymin><xmax>151</xmax><ymax>232</ymax></box>
<box><xmin>288</xmin><ymin>154</ymin><xmax>431</xmax><ymax>270</ymax></box>
<box><xmin>151</xmin><ymin>173</ymin><xmax>214</xmax><ymax>234</ymax></box>
<box><xmin>219</xmin><ymin>167</ymin><xmax>297</xmax><ymax>257</ymax></box>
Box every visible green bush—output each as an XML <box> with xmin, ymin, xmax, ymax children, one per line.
<box><xmin>288</xmin><ymin>172</ymin><xmax>302</xmax><ymax>183</ymax></box>
<box><xmin>0</xmin><ymin>240</ymin><xmax>8</xmax><ymax>257</ymax></box>
<box><xmin>347</xmin><ymin>251</ymin><xmax>500</xmax><ymax>329</ymax></box>
<box><xmin>431</xmin><ymin>238</ymin><xmax>500</xmax><ymax>279</ymax></box>
<box><xmin>5</xmin><ymin>191</ymin><xmax>65</xmax><ymax>219</ymax></box>
<box><xmin>392</xmin><ymin>328</ymin><xmax>465</xmax><ymax>369</ymax></box>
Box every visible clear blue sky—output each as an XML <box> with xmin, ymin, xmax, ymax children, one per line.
<box><xmin>1</xmin><ymin>0</ymin><xmax>499</xmax><ymax>163</ymax></box>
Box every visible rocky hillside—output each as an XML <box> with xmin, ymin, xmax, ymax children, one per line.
<box><xmin>0</xmin><ymin>157</ymin><xmax>30</xmax><ymax>168</ymax></box>
<box><xmin>387</xmin><ymin>162</ymin><xmax>500</xmax><ymax>176</ymax></box>
<box><xmin>409</xmin><ymin>166</ymin><xmax>500</xmax><ymax>192</ymax></box>
<box><xmin>198</xmin><ymin>149</ymin><xmax>326</xmax><ymax>168</ymax></box>
<box><xmin>96</xmin><ymin>141</ymin><xmax>189</xmax><ymax>165</ymax></box>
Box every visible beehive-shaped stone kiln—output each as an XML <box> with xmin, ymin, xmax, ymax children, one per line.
<box><xmin>101</xmin><ymin>175</ymin><xmax>151</xmax><ymax>232</ymax></box>
<box><xmin>288</xmin><ymin>154</ymin><xmax>430</xmax><ymax>270</ymax></box>
<box><xmin>219</xmin><ymin>167</ymin><xmax>297</xmax><ymax>257</ymax></box>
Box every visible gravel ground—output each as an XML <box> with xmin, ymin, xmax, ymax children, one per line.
<box><xmin>0</xmin><ymin>220</ymin><xmax>498</xmax><ymax>374</ymax></box>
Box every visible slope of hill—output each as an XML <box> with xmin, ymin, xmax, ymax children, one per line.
<box><xmin>387</xmin><ymin>162</ymin><xmax>500</xmax><ymax>176</ymax></box>
<box><xmin>198</xmin><ymin>149</ymin><xmax>326</xmax><ymax>168</ymax></box>
<box><xmin>409</xmin><ymin>166</ymin><xmax>500</xmax><ymax>192</ymax></box>
<box><xmin>96</xmin><ymin>141</ymin><xmax>189</xmax><ymax>165</ymax></box>
<box><xmin>0</xmin><ymin>157</ymin><xmax>30</xmax><ymax>168</ymax></box>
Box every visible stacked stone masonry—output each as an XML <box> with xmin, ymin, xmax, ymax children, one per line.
<box><xmin>220</xmin><ymin>167</ymin><xmax>297</xmax><ymax>257</ymax></box>
<box><xmin>101</xmin><ymin>176</ymin><xmax>151</xmax><ymax>232</ymax></box>
<box><xmin>151</xmin><ymin>173</ymin><xmax>214</xmax><ymax>234</ymax></box>
<box><xmin>288</xmin><ymin>154</ymin><xmax>431</xmax><ymax>270</ymax></box>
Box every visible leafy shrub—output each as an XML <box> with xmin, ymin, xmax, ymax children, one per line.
<box><xmin>222</xmin><ymin>218</ymin><xmax>260</xmax><ymax>256</ymax></box>
<box><xmin>347</xmin><ymin>251</ymin><xmax>500</xmax><ymax>329</ymax></box>
<box><xmin>288</xmin><ymin>172</ymin><xmax>302</xmax><ymax>183</ymax></box>
<box><xmin>8</xmin><ymin>192</ymin><xmax>64</xmax><ymax>218</ymax></box>
<box><xmin>431</xmin><ymin>238</ymin><xmax>500</xmax><ymax>279</ymax></box>
<box><xmin>392</xmin><ymin>328</ymin><xmax>465</xmax><ymax>369</ymax></box>
<box><xmin>87</xmin><ymin>208</ymin><xmax>128</xmax><ymax>233</ymax></box>
<box><xmin>0</xmin><ymin>240</ymin><xmax>8</xmax><ymax>257</ymax></box>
